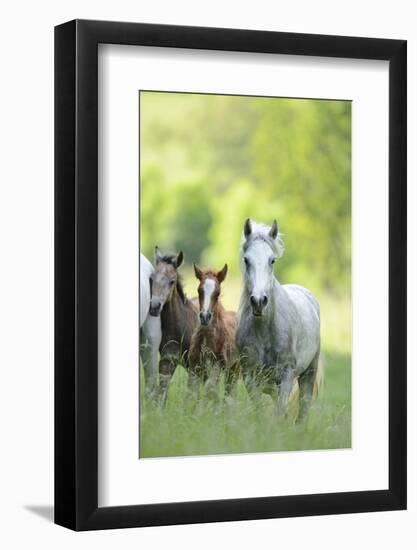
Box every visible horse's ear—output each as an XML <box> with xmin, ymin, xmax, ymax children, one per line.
<box><xmin>244</xmin><ymin>218</ymin><xmax>252</xmax><ymax>239</ymax></box>
<box><xmin>193</xmin><ymin>263</ymin><xmax>202</xmax><ymax>280</ymax></box>
<box><xmin>175</xmin><ymin>251</ymin><xmax>184</xmax><ymax>268</ymax></box>
<box><xmin>155</xmin><ymin>246</ymin><xmax>162</xmax><ymax>264</ymax></box>
<box><xmin>217</xmin><ymin>264</ymin><xmax>228</xmax><ymax>283</ymax></box>
<box><xmin>269</xmin><ymin>220</ymin><xmax>279</xmax><ymax>240</ymax></box>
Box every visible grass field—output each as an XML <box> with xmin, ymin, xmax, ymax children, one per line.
<box><xmin>139</xmin><ymin>274</ymin><xmax>351</xmax><ymax>458</ymax></box>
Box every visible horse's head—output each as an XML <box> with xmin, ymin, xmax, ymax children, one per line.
<box><xmin>149</xmin><ymin>247</ymin><xmax>184</xmax><ymax>316</ymax></box>
<box><xmin>241</xmin><ymin>218</ymin><xmax>283</xmax><ymax>317</ymax></box>
<box><xmin>193</xmin><ymin>263</ymin><xmax>228</xmax><ymax>327</ymax></box>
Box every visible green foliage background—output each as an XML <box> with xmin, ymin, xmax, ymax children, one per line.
<box><xmin>139</xmin><ymin>92</ymin><xmax>352</xmax><ymax>458</ymax></box>
<box><xmin>140</xmin><ymin>92</ymin><xmax>351</xmax><ymax>296</ymax></box>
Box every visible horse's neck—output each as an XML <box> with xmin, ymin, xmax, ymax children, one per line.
<box><xmin>213</xmin><ymin>301</ymin><xmax>226</xmax><ymax>324</ymax></box>
<box><xmin>263</xmin><ymin>280</ymin><xmax>281</xmax><ymax>324</ymax></box>
<box><xmin>161</xmin><ymin>291</ymin><xmax>189</xmax><ymax>331</ymax></box>
<box><xmin>272</xmin><ymin>278</ymin><xmax>284</xmax><ymax>303</ymax></box>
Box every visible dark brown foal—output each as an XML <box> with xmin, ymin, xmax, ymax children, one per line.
<box><xmin>149</xmin><ymin>247</ymin><xmax>198</xmax><ymax>403</ymax></box>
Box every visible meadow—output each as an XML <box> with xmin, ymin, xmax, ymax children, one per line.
<box><xmin>139</xmin><ymin>91</ymin><xmax>351</xmax><ymax>458</ymax></box>
<box><xmin>139</xmin><ymin>272</ymin><xmax>351</xmax><ymax>458</ymax></box>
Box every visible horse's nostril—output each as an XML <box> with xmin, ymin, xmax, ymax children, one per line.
<box><xmin>150</xmin><ymin>301</ymin><xmax>161</xmax><ymax>313</ymax></box>
<box><xmin>200</xmin><ymin>311</ymin><xmax>212</xmax><ymax>324</ymax></box>
<box><xmin>250</xmin><ymin>295</ymin><xmax>267</xmax><ymax>310</ymax></box>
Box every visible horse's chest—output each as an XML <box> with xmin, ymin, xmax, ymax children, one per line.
<box><xmin>199</xmin><ymin>331</ymin><xmax>225</xmax><ymax>357</ymax></box>
<box><xmin>161</xmin><ymin>320</ymin><xmax>192</xmax><ymax>351</ymax></box>
<box><xmin>242</xmin><ymin>324</ymin><xmax>290</xmax><ymax>368</ymax></box>
<box><xmin>260</xmin><ymin>345</ymin><xmax>278</xmax><ymax>366</ymax></box>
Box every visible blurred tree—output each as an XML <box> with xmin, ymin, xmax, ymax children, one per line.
<box><xmin>140</xmin><ymin>91</ymin><xmax>351</xmax><ymax>296</ymax></box>
<box><xmin>171</xmin><ymin>180</ymin><xmax>212</xmax><ymax>263</ymax></box>
<box><xmin>249</xmin><ymin>98</ymin><xmax>351</xmax><ymax>292</ymax></box>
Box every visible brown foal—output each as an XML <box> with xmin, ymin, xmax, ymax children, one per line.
<box><xmin>188</xmin><ymin>264</ymin><xmax>239</xmax><ymax>396</ymax></box>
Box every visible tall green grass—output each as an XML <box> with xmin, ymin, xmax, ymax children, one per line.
<box><xmin>140</xmin><ymin>279</ymin><xmax>351</xmax><ymax>458</ymax></box>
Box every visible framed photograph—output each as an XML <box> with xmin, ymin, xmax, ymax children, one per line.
<box><xmin>55</xmin><ymin>19</ymin><xmax>406</xmax><ymax>530</ymax></box>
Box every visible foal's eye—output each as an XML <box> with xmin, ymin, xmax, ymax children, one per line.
<box><xmin>169</xmin><ymin>279</ymin><xmax>175</xmax><ymax>286</ymax></box>
<box><xmin>270</xmin><ymin>258</ymin><xmax>276</xmax><ymax>265</ymax></box>
<box><xmin>243</xmin><ymin>257</ymin><xmax>249</xmax><ymax>267</ymax></box>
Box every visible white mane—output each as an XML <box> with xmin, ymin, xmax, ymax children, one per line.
<box><xmin>240</xmin><ymin>219</ymin><xmax>285</xmax><ymax>258</ymax></box>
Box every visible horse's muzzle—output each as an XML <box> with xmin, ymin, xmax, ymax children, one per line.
<box><xmin>199</xmin><ymin>311</ymin><xmax>212</xmax><ymax>326</ymax></box>
<box><xmin>250</xmin><ymin>295</ymin><xmax>268</xmax><ymax>316</ymax></box>
<box><xmin>149</xmin><ymin>299</ymin><xmax>162</xmax><ymax>316</ymax></box>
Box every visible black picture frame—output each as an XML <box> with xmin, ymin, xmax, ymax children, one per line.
<box><xmin>55</xmin><ymin>19</ymin><xmax>407</xmax><ymax>531</ymax></box>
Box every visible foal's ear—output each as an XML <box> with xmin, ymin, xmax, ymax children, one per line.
<box><xmin>193</xmin><ymin>263</ymin><xmax>203</xmax><ymax>280</ymax></box>
<box><xmin>243</xmin><ymin>218</ymin><xmax>252</xmax><ymax>239</ymax></box>
<box><xmin>155</xmin><ymin>246</ymin><xmax>162</xmax><ymax>264</ymax></box>
<box><xmin>269</xmin><ymin>220</ymin><xmax>279</xmax><ymax>240</ymax></box>
<box><xmin>174</xmin><ymin>251</ymin><xmax>184</xmax><ymax>268</ymax></box>
<box><xmin>217</xmin><ymin>264</ymin><xmax>228</xmax><ymax>283</ymax></box>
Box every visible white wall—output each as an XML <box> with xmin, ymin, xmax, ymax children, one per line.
<box><xmin>0</xmin><ymin>1</ymin><xmax>415</xmax><ymax>547</ymax></box>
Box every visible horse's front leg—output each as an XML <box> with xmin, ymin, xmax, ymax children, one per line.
<box><xmin>187</xmin><ymin>363</ymin><xmax>204</xmax><ymax>398</ymax></box>
<box><xmin>204</xmin><ymin>360</ymin><xmax>221</xmax><ymax>401</ymax></box>
<box><xmin>298</xmin><ymin>350</ymin><xmax>320</xmax><ymax>421</ymax></box>
<box><xmin>224</xmin><ymin>359</ymin><xmax>240</xmax><ymax>398</ymax></box>
<box><xmin>239</xmin><ymin>348</ymin><xmax>263</xmax><ymax>412</ymax></box>
<box><xmin>158</xmin><ymin>354</ymin><xmax>177</xmax><ymax>406</ymax></box>
<box><xmin>277</xmin><ymin>366</ymin><xmax>295</xmax><ymax>419</ymax></box>
<box><xmin>242</xmin><ymin>367</ymin><xmax>263</xmax><ymax>414</ymax></box>
<box><xmin>187</xmin><ymin>341</ymin><xmax>204</xmax><ymax>399</ymax></box>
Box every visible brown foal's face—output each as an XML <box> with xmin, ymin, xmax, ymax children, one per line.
<box><xmin>194</xmin><ymin>264</ymin><xmax>227</xmax><ymax>326</ymax></box>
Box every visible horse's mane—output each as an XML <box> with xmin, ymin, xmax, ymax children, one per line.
<box><xmin>240</xmin><ymin>220</ymin><xmax>285</xmax><ymax>258</ymax></box>
<box><xmin>175</xmin><ymin>276</ymin><xmax>187</xmax><ymax>304</ymax></box>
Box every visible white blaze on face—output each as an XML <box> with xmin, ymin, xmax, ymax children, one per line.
<box><xmin>245</xmin><ymin>241</ymin><xmax>274</xmax><ymax>300</ymax></box>
<box><xmin>202</xmin><ymin>278</ymin><xmax>216</xmax><ymax>313</ymax></box>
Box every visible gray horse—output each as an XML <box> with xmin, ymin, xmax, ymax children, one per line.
<box><xmin>236</xmin><ymin>219</ymin><xmax>321</xmax><ymax>419</ymax></box>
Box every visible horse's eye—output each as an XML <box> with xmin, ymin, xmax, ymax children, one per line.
<box><xmin>271</xmin><ymin>258</ymin><xmax>276</xmax><ymax>265</ymax></box>
<box><xmin>169</xmin><ymin>279</ymin><xmax>175</xmax><ymax>286</ymax></box>
<box><xmin>243</xmin><ymin>257</ymin><xmax>249</xmax><ymax>266</ymax></box>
